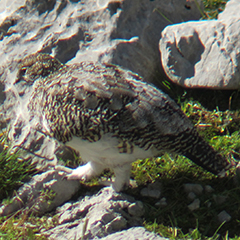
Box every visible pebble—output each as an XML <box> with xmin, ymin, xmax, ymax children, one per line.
<box><xmin>188</xmin><ymin>199</ymin><xmax>200</xmax><ymax>211</ymax></box>
<box><xmin>155</xmin><ymin>197</ymin><xmax>167</xmax><ymax>207</ymax></box>
<box><xmin>105</xmin><ymin>216</ymin><xmax>127</xmax><ymax>231</ymax></box>
<box><xmin>218</xmin><ymin>210</ymin><xmax>231</xmax><ymax>223</ymax></box>
<box><xmin>128</xmin><ymin>201</ymin><xmax>145</xmax><ymax>217</ymax></box>
<box><xmin>183</xmin><ymin>183</ymin><xmax>203</xmax><ymax>195</ymax></box>
<box><xmin>140</xmin><ymin>182</ymin><xmax>161</xmax><ymax>199</ymax></box>
<box><xmin>213</xmin><ymin>195</ymin><xmax>227</xmax><ymax>205</ymax></box>
<box><xmin>140</xmin><ymin>188</ymin><xmax>161</xmax><ymax>198</ymax></box>
<box><xmin>205</xmin><ymin>185</ymin><xmax>214</xmax><ymax>193</ymax></box>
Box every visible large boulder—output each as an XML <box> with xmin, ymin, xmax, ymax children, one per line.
<box><xmin>160</xmin><ymin>0</ymin><xmax>240</xmax><ymax>89</ymax></box>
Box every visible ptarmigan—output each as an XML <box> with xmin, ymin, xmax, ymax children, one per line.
<box><xmin>16</xmin><ymin>54</ymin><xmax>233</xmax><ymax>192</ymax></box>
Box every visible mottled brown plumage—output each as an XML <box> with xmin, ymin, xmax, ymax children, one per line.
<box><xmin>17</xmin><ymin>53</ymin><xmax>233</xmax><ymax>191</ymax></box>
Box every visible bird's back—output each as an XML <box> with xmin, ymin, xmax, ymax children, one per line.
<box><xmin>27</xmin><ymin>60</ymin><xmax>233</xmax><ymax>176</ymax></box>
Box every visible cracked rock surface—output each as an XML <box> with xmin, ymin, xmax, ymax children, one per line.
<box><xmin>0</xmin><ymin>171</ymin><xmax>167</xmax><ymax>239</ymax></box>
<box><xmin>0</xmin><ymin>170</ymin><xmax>81</xmax><ymax>216</ymax></box>
<box><xmin>42</xmin><ymin>186</ymin><xmax>159</xmax><ymax>240</ymax></box>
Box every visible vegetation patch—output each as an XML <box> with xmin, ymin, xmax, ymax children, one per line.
<box><xmin>0</xmin><ymin>134</ymin><xmax>38</xmax><ymax>202</ymax></box>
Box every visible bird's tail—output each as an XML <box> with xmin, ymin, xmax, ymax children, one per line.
<box><xmin>172</xmin><ymin>128</ymin><xmax>234</xmax><ymax>176</ymax></box>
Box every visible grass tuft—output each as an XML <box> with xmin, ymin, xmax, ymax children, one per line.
<box><xmin>0</xmin><ymin>133</ymin><xmax>38</xmax><ymax>202</ymax></box>
<box><xmin>202</xmin><ymin>0</ymin><xmax>228</xmax><ymax>19</ymax></box>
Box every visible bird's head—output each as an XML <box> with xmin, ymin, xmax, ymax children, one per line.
<box><xmin>15</xmin><ymin>53</ymin><xmax>63</xmax><ymax>85</ymax></box>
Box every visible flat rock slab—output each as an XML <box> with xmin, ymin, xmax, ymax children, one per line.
<box><xmin>160</xmin><ymin>0</ymin><xmax>240</xmax><ymax>89</ymax></box>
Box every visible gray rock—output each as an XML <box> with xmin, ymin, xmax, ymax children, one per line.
<box><xmin>0</xmin><ymin>170</ymin><xmax>81</xmax><ymax>216</ymax></box>
<box><xmin>187</xmin><ymin>198</ymin><xmax>200</xmax><ymax>211</ymax></box>
<box><xmin>0</xmin><ymin>0</ymin><xmax>203</xmax><ymax>169</ymax></box>
<box><xmin>155</xmin><ymin>197</ymin><xmax>167</xmax><ymax>207</ymax></box>
<box><xmin>0</xmin><ymin>0</ymin><xmax>25</xmax><ymax>23</ymax></box>
<box><xmin>140</xmin><ymin>188</ymin><xmax>161</xmax><ymax>199</ymax></box>
<box><xmin>140</xmin><ymin>181</ymin><xmax>162</xmax><ymax>199</ymax></box>
<box><xmin>183</xmin><ymin>183</ymin><xmax>203</xmax><ymax>195</ymax></box>
<box><xmin>218</xmin><ymin>210</ymin><xmax>231</xmax><ymax>223</ymax></box>
<box><xmin>205</xmin><ymin>185</ymin><xmax>214</xmax><ymax>193</ymax></box>
<box><xmin>160</xmin><ymin>0</ymin><xmax>240</xmax><ymax>89</ymax></box>
<box><xmin>128</xmin><ymin>201</ymin><xmax>145</xmax><ymax>217</ymax></box>
<box><xmin>213</xmin><ymin>194</ymin><xmax>228</xmax><ymax>205</ymax></box>
<box><xmin>187</xmin><ymin>192</ymin><xmax>196</xmax><ymax>200</ymax></box>
<box><xmin>100</xmin><ymin>227</ymin><xmax>166</xmax><ymax>240</ymax></box>
<box><xmin>42</xmin><ymin>187</ymin><xmax>146</xmax><ymax>239</ymax></box>
<box><xmin>206</xmin><ymin>201</ymin><xmax>212</xmax><ymax>208</ymax></box>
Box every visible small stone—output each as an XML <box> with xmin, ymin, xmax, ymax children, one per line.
<box><xmin>155</xmin><ymin>197</ymin><xmax>167</xmax><ymax>207</ymax></box>
<box><xmin>213</xmin><ymin>195</ymin><xmax>227</xmax><ymax>205</ymax></box>
<box><xmin>149</xmin><ymin>189</ymin><xmax>161</xmax><ymax>199</ymax></box>
<box><xmin>148</xmin><ymin>181</ymin><xmax>162</xmax><ymax>190</ymax></box>
<box><xmin>105</xmin><ymin>216</ymin><xmax>127</xmax><ymax>231</ymax></box>
<box><xmin>187</xmin><ymin>192</ymin><xmax>196</xmax><ymax>200</ymax></box>
<box><xmin>188</xmin><ymin>199</ymin><xmax>200</xmax><ymax>211</ymax></box>
<box><xmin>128</xmin><ymin>201</ymin><xmax>145</xmax><ymax>217</ymax></box>
<box><xmin>218</xmin><ymin>210</ymin><xmax>231</xmax><ymax>223</ymax></box>
<box><xmin>184</xmin><ymin>183</ymin><xmax>203</xmax><ymax>195</ymax></box>
<box><xmin>205</xmin><ymin>185</ymin><xmax>214</xmax><ymax>193</ymax></box>
<box><xmin>140</xmin><ymin>188</ymin><xmax>161</xmax><ymax>199</ymax></box>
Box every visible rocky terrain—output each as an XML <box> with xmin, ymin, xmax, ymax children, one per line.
<box><xmin>0</xmin><ymin>0</ymin><xmax>239</xmax><ymax>239</ymax></box>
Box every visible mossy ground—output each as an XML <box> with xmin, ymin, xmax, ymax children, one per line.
<box><xmin>1</xmin><ymin>0</ymin><xmax>240</xmax><ymax>239</ymax></box>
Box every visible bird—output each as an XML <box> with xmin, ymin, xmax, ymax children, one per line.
<box><xmin>16</xmin><ymin>53</ymin><xmax>234</xmax><ymax>192</ymax></box>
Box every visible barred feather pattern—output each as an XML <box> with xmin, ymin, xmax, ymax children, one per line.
<box><xmin>19</xmin><ymin>54</ymin><xmax>232</xmax><ymax>179</ymax></box>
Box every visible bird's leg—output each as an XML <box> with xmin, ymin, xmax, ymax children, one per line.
<box><xmin>55</xmin><ymin>161</ymin><xmax>105</xmax><ymax>181</ymax></box>
<box><xmin>56</xmin><ymin>161</ymin><xmax>132</xmax><ymax>192</ymax></box>
<box><xmin>111</xmin><ymin>163</ymin><xmax>132</xmax><ymax>192</ymax></box>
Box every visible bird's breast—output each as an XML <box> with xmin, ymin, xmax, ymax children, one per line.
<box><xmin>65</xmin><ymin>133</ymin><xmax>155</xmax><ymax>168</ymax></box>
